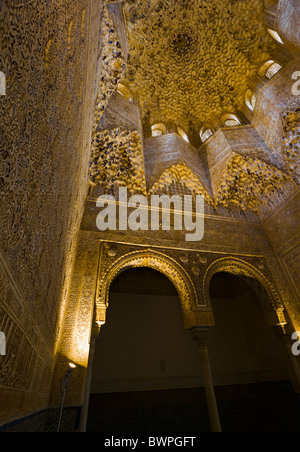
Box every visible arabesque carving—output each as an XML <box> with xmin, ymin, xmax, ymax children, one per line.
<box><xmin>95</xmin><ymin>247</ymin><xmax>199</xmax><ymax>325</ymax></box>
<box><xmin>92</xmin><ymin>4</ymin><xmax>126</xmax><ymax>131</ymax></box>
<box><xmin>123</xmin><ymin>0</ymin><xmax>276</xmax><ymax>134</ymax></box>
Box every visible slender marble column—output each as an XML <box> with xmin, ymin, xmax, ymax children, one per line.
<box><xmin>191</xmin><ymin>328</ymin><xmax>222</xmax><ymax>433</ymax></box>
<box><xmin>79</xmin><ymin>326</ymin><xmax>100</xmax><ymax>432</ymax></box>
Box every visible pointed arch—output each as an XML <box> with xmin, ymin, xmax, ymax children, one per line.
<box><xmin>96</xmin><ymin>249</ymin><xmax>199</xmax><ymax>326</ymax></box>
<box><xmin>203</xmin><ymin>257</ymin><xmax>287</xmax><ymax>330</ymax></box>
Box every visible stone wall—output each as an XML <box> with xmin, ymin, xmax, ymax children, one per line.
<box><xmin>262</xmin><ymin>188</ymin><xmax>300</xmax><ymax>329</ymax></box>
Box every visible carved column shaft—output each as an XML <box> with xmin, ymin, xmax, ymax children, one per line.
<box><xmin>79</xmin><ymin>324</ymin><xmax>101</xmax><ymax>433</ymax></box>
<box><xmin>191</xmin><ymin>328</ymin><xmax>222</xmax><ymax>433</ymax></box>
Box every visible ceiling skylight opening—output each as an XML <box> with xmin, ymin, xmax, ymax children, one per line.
<box><xmin>222</xmin><ymin>114</ymin><xmax>241</xmax><ymax>128</ymax></box>
<box><xmin>258</xmin><ymin>60</ymin><xmax>283</xmax><ymax>80</ymax></box>
<box><xmin>245</xmin><ymin>90</ymin><xmax>257</xmax><ymax>113</ymax></box>
<box><xmin>117</xmin><ymin>83</ymin><xmax>133</xmax><ymax>102</ymax></box>
<box><xmin>177</xmin><ymin>127</ymin><xmax>190</xmax><ymax>143</ymax></box>
<box><xmin>200</xmin><ymin>127</ymin><xmax>214</xmax><ymax>143</ymax></box>
<box><xmin>267</xmin><ymin>29</ymin><xmax>284</xmax><ymax>45</ymax></box>
<box><xmin>151</xmin><ymin>123</ymin><xmax>167</xmax><ymax>137</ymax></box>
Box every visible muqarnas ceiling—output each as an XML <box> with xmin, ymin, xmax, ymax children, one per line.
<box><xmin>123</xmin><ymin>0</ymin><xmax>276</xmax><ymax>133</ymax></box>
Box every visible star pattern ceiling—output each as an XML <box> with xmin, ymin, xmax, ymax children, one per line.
<box><xmin>123</xmin><ymin>0</ymin><xmax>276</xmax><ymax>134</ymax></box>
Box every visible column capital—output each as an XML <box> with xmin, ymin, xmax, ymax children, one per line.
<box><xmin>190</xmin><ymin>326</ymin><xmax>212</xmax><ymax>344</ymax></box>
<box><xmin>95</xmin><ymin>298</ymin><xmax>107</xmax><ymax>328</ymax></box>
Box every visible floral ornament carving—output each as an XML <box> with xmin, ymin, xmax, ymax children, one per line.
<box><xmin>96</xmin><ymin>249</ymin><xmax>199</xmax><ymax>325</ymax></box>
<box><xmin>216</xmin><ymin>153</ymin><xmax>289</xmax><ymax>211</ymax></box>
<box><xmin>0</xmin><ymin>0</ymin><xmax>96</xmax><ymax>348</ymax></box>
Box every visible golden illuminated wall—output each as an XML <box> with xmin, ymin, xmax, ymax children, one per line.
<box><xmin>49</xmin><ymin>235</ymin><xmax>101</xmax><ymax>408</ymax></box>
<box><xmin>0</xmin><ymin>0</ymin><xmax>103</xmax><ymax>423</ymax></box>
<box><xmin>0</xmin><ymin>0</ymin><xmax>299</xmax><ymax>424</ymax></box>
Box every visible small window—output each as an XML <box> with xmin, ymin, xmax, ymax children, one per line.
<box><xmin>200</xmin><ymin>127</ymin><xmax>214</xmax><ymax>143</ymax></box>
<box><xmin>177</xmin><ymin>127</ymin><xmax>189</xmax><ymax>143</ymax></box>
<box><xmin>152</xmin><ymin>128</ymin><xmax>163</xmax><ymax>137</ymax></box>
<box><xmin>117</xmin><ymin>83</ymin><xmax>133</xmax><ymax>101</ymax></box>
<box><xmin>268</xmin><ymin>29</ymin><xmax>284</xmax><ymax>45</ymax></box>
<box><xmin>245</xmin><ymin>90</ymin><xmax>256</xmax><ymax>113</ymax></box>
<box><xmin>222</xmin><ymin>114</ymin><xmax>241</xmax><ymax>127</ymax></box>
<box><xmin>265</xmin><ymin>62</ymin><xmax>282</xmax><ymax>80</ymax></box>
<box><xmin>151</xmin><ymin>123</ymin><xmax>167</xmax><ymax>137</ymax></box>
<box><xmin>258</xmin><ymin>60</ymin><xmax>282</xmax><ymax>80</ymax></box>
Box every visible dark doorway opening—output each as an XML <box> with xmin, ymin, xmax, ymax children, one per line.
<box><xmin>86</xmin><ymin>269</ymin><xmax>300</xmax><ymax>432</ymax></box>
<box><xmin>208</xmin><ymin>272</ymin><xmax>300</xmax><ymax>432</ymax></box>
<box><xmin>87</xmin><ymin>267</ymin><xmax>210</xmax><ymax>432</ymax></box>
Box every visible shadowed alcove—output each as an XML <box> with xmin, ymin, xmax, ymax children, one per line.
<box><xmin>87</xmin><ymin>267</ymin><xmax>210</xmax><ymax>432</ymax></box>
<box><xmin>86</xmin><ymin>269</ymin><xmax>300</xmax><ymax>432</ymax></box>
<box><xmin>90</xmin><ymin>267</ymin><xmax>202</xmax><ymax>394</ymax></box>
<box><xmin>207</xmin><ymin>272</ymin><xmax>300</xmax><ymax>432</ymax></box>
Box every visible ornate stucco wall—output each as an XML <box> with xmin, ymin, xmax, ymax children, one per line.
<box><xmin>53</xmin><ymin>0</ymin><xmax>300</xmax><ymax>410</ymax></box>
<box><xmin>0</xmin><ymin>0</ymin><xmax>103</xmax><ymax>423</ymax></box>
<box><xmin>0</xmin><ymin>0</ymin><xmax>299</xmax><ymax>427</ymax></box>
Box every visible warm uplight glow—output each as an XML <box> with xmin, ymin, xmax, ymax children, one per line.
<box><xmin>69</xmin><ymin>363</ymin><xmax>76</xmax><ymax>369</ymax></box>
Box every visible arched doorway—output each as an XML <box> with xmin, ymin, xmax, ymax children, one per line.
<box><xmin>207</xmin><ymin>272</ymin><xmax>300</xmax><ymax>432</ymax></box>
<box><xmin>86</xmin><ymin>268</ymin><xmax>211</xmax><ymax>432</ymax></box>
